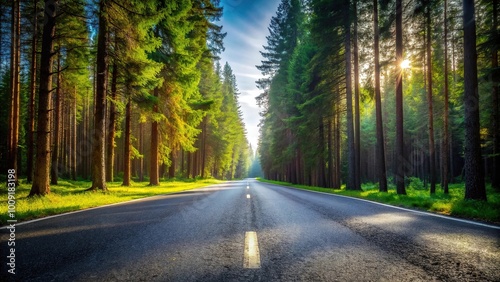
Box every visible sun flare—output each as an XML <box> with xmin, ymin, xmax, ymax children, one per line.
<box><xmin>401</xmin><ymin>59</ymin><xmax>411</xmax><ymax>69</ymax></box>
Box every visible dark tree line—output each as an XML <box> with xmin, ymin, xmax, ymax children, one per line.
<box><xmin>257</xmin><ymin>0</ymin><xmax>498</xmax><ymax>200</ymax></box>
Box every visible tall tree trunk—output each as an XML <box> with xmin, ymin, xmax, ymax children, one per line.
<box><xmin>374</xmin><ymin>0</ymin><xmax>388</xmax><ymax>192</ymax></box>
<box><xmin>51</xmin><ymin>55</ymin><xmax>62</xmax><ymax>185</ymax></box>
<box><xmin>201</xmin><ymin>117</ymin><xmax>207</xmax><ymax>178</ymax></box>
<box><xmin>27</xmin><ymin>0</ymin><xmax>38</xmax><ymax>183</ymax></box>
<box><xmin>344</xmin><ymin>0</ymin><xmax>358</xmax><ymax>190</ymax></box>
<box><xmin>150</xmin><ymin>87</ymin><xmax>160</xmax><ymax>186</ymax></box>
<box><xmin>193</xmin><ymin>147</ymin><xmax>199</xmax><ymax>178</ymax></box>
<box><xmin>168</xmin><ymin>151</ymin><xmax>176</xmax><ymax>178</ymax></box>
<box><xmin>353</xmin><ymin>0</ymin><xmax>361</xmax><ymax>191</ymax></box>
<box><xmin>327</xmin><ymin>118</ymin><xmax>334</xmax><ymax>188</ymax></box>
<box><xmin>463</xmin><ymin>0</ymin><xmax>486</xmax><ymax>200</ymax></box>
<box><xmin>139</xmin><ymin>122</ymin><xmax>144</xmax><ymax>181</ymax></box>
<box><xmin>122</xmin><ymin>98</ymin><xmax>131</xmax><ymax>186</ymax></box>
<box><xmin>30</xmin><ymin>0</ymin><xmax>57</xmax><ymax>196</ymax></box>
<box><xmin>335</xmin><ymin>103</ymin><xmax>341</xmax><ymax>189</ymax></box>
<box><xmin>81</xmin><ymin>89</ymin><xmax>88</xmax><ymax>179</ymax></box>
<box><xmin>295</xmin><ymin>149</ymin><xmax>300</xmax><ymax>185</ymax></box>
<box><xmin>106</xmin><ymin>62</ymin><xmax>118</xmax><ymax>182</ymax></box>
<box><xmin>90</xmin><ymin>0</ymin><xmax>109</xmax><ymax>191</ymax></box>
<box><xmin>71</xmin><ymin>87</ymin><xmax>77</xmax><ymax>180</ymax></box>
<box><xmin>442</xmin><ymin>0</ymin><xmax>450</xmax><ymax>194</ymax></box>
<box><xmin>8</xmin><ymin>0</ymin><xmax>20</xmax><ymax>176</ymax></box>
<box><xmin>62</xmin><ymin>103</ymin><xmax>68</xmax><ymax>175</ymax></box>
<box><xmin>318</xmin><ymin>119</ymin><xmax>326</xmax><ymax>187</ymax></box>
<box><xmin>491</xmin><ymin>0</ymin><xmax>499</xmax><ymax>190</ymax></box>
<box><xmin>395</xmin><ymin>0</ymin><xmax>406</xmax><ymax>194</ymax></box>
<box><xmin>187</xmin><ymin>151</ymin><xmax>192</xmax><ymax>179</ymax></box>
<box><xmin>426</xmin><ymin>6</ymin><xmax>436</xmax><ymax>194</ymax></box>
<box><xmin>181</xmin><ymin>149</ymin><xmax>185</xmax><ymax>177</ymax></box>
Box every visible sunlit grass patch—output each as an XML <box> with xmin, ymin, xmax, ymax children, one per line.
<box><xmin>451</xmin><ymin>199</ymin><xmax>500</xmax><ymax>222</ymax></box>
<box><xmin>429</xmin><ymin>201</ymin><xmax>452</xmax><ymax>214</ymax></box>
<box><xmin>257</xmin><ymin>178</ymin><xmax>500</xmax><ymax>224</ymax></box>
<box><xmin>1</xmin><ymin>178</ymin><xmax>222</xmax><ymax>225</ymax></box>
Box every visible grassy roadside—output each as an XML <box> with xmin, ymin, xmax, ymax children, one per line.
<box><xmin>257</xmin><ymin>178</ymin><xmax>500</xmax><ymax>224</ymax></box>
<box><xmin>1</xmin><ymin>178</ymin><xmax>222</xmax><ymax>226</ymax></box>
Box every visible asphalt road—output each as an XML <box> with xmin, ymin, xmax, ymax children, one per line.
<box><xmin>1</xmin><ymin>179</ymin><xmax>499</xmax><ymax>281</ymax></box>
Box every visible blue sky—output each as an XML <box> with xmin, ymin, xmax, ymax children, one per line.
<box><xmin>218</xmin><ymin>0</ymin><xmax>281</xmax><ymax>152</ymax></box>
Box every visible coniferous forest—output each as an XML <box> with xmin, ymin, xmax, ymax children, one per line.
<box><xmin>1</xmin><ymin>1</ymin><xmax>500</xmax><ymax>280</ymax></box>
<box><xmin>1</xmin><ymin>0</ymin><xmax>252</xmax><ymax>195</ymax></box>
<box><xmin>257</xmin><ymin>0</ymin><xmax>498</xmax><ymax>201</ymax></box>
<box><xmin>0</xmin><ymin>0</ymin><xmax>498</xmax><ymax>204</ymax></box>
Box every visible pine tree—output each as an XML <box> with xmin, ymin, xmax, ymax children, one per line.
<box><xmin>463</xmin><ymin>0</ymin><xmax>486</xmax><ymax>200</ymax></box>
<box><xmin>256</xmin><ymin>0</ymin><xmax>302</xmax><ymax>182</ymax></box>
<box><xmin>395</xmin><ymin>0</ymin><xmax>406</xmax><ymax>195</ymax></box>
<box><xmin>7</xmin><ymin>0</ymin><xmax>20</xmax><ymax>177</ymax></box>
<box><xmin>30</xmin><ymin>0</ymin><xmax>58</xmax><ymax>196</ymax></box>
<box><xmin>373</xmin><ymin>0</ymin><xmax>388</xmax><ymax>192</ymax></box>
<box><xmin>89</xmin><ymin>0</ymin><xmax>109</xmax><ymax>191</ymax></box>
<box><xmin>442</xmin><ymin>0</ymin><xmax>450</xmax><ymax>194</ymax></box>
<box><xmin>344</xmin><ymin>0</ymin><xmax>358</xmax><ymax>190</ymax></box>
<box><xmin>26</xmin><ymin>0</ymin><xmax>38</xmax><ymax>183</ymax></box>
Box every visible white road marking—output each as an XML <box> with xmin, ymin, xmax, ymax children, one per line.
<box><xmin>243</xmin><ymin>231</ymin><xmax>261</xmax><ymax>268</ymax></box>
<box><xmin>247</xmin><ymin>185</ymin><xmax>250</xmax><ymax>189</ymax></box>
<box><xmin>246</xmin><ymin>194</ymin><xmax>251</xmax><ymax>199</ymax></box>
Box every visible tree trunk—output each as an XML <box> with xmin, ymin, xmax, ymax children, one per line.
<box><xmin>51</xmin><ymin>55</ymin><xmax>62</xmax><ymax>185</ymax></box>
<box><xmin>62</xmin><ymin>102</ymin><xmax>68</xmax><ymax>176</ymax></box>
<box><xmin>122</xmin><ymin>98</ymin><xmax>131</xmax><ymax>186</ymax></box>
<box><xmin>150</xmin><ymin>87</ymin><xmax>160</xmax><ymax>186</ymax></box>
<box><xmin>168</xmin><ymin>151</ymin><xmax>176</xmax><ymax>178</ymax></box>
<box><xmin>106</xmin><ymin>62</ymin><xmax>118</xmax><ymax>182</ymax></box>
<box><xmin>395</xmin><ymin>0</ymin><xmax>406</xmax><ymax>194</ymax></box>
<box><xmin>201</xmin><ymin>117</ymin><xmax>207</xmax><ymax>178</ymax></box>
<box><xmin>181</xmin><ymin>149</ymin><xmax>185</xmax><ymax>177</ymax></box>
<box><xmin>327</xmin><ymin>118</ymin><xmax>334</xmax><ymax>188</ymax></box>
<box><xmin>27</xmin><ymin>0</ymin><xmax>38</xmax><ymax>183</ymax></box>
<box><xmin>187</xmin><ymin>151</ymin><xmax>192</xmax><ymax>178</ymax></box>
<box><xmin>491</xmin><ymin>0</ymin><xmax>499</xmax><ymax>190</ymax></box>
<box><xmin>80</xmin><ymin>89</ymin><xmax>89</xmax><ymax>179</ymax></box>
<box><xmin>426</xmin><ymin>7</ymin><xmax>436</xmax><ymax>194</ymax></box>
<box><xmin>463</xmin><ymin>0</ymin><xmax>486</xmax><ymax>200</ymax></box>
<box><xmin>442</xmin><ymin>0</ymin><xmax>450</xmax><ymax>194</ymax></box>
<box><xmin>193</xmin><ymin>147</ymin><xmax>199</xmax><ymax>178</ymax></box>
<box><xmin>318</xmin><ymin>119</ymin><xmax>326</xmax><ymax>187</ymax></box>
<box><xmin>335</xmin><ymin>103</ymin><xmax>341</xmax><ymax>189</ymax></box>
<box><xmin>8</xmin><ymin>0</ymin><xmax>20</xmax><ymax>177</ymax></box>
<box><xmin>30</xmin><ymin>0</ymin><xmax>58</xmax><ymax>196</ymax></box>
<box><xmin>353</xmin><ymin>0</ymin><xmax>361</xmax><ymax>191</ymax></box>
<box><xmin>90</xmin><ymin>0</ymin><xmax>109</xmax><ymax>191</ymax></box>
<box><xmin>373</xmin><ymin>0</ymin><xmax>388</xmax><ymax>192</ymax></box>
<box><xmin>71</xmin><ymin>87</ymin><xmax>77</xmax><ymax>180</ymax></box>
<box><xmin>139</xmin><ymin>122</ymin><xmax>144</xmax><ymax>181</ymax></box>
<box><xmin>344</xmin><ymin>0</ymin><xmax>358</xmax><ymax>190</ymax></box>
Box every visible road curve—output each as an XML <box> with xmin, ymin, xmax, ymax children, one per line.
<box><xmin>1</xmin><ymin>179</ymin><xmax>499</xmax><ymax>281</ymax></box>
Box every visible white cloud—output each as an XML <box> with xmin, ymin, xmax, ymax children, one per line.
<box><xmin>218</xmin><ymin>0</ymin><xmax>280</xmax><ymax>150</ymax></box>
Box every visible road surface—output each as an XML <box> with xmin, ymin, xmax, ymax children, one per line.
<box><xmin>1</xmin><ymin>179</ymin><xmax>499</xmax><ymax>281</ymax></box>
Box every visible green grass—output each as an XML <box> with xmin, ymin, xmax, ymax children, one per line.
<box><xmin>1</xmin><ymin>178</ymin><xmax>222</xmax><ymax>226</ymax></box>
<box><xmin>257</xmin><ymin>178</ymin><xmax>500</xmax><ymax>224</ymax></box>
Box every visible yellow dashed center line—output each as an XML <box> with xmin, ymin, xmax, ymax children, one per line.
<box><xmin>243</xmin><ymin>231</ymin><xmax>261</xmax><ymax>268</ymax></box>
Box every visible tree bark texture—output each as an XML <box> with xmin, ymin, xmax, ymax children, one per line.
<box><xmin>30</xmin><ymin>0</ymin><xmax>58</xmax><ymax>196</ymax></box>
<box><xmin>463</xmin><ymin>0</ymin><xmax>486</xmax><ymax>200</ymax></box>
